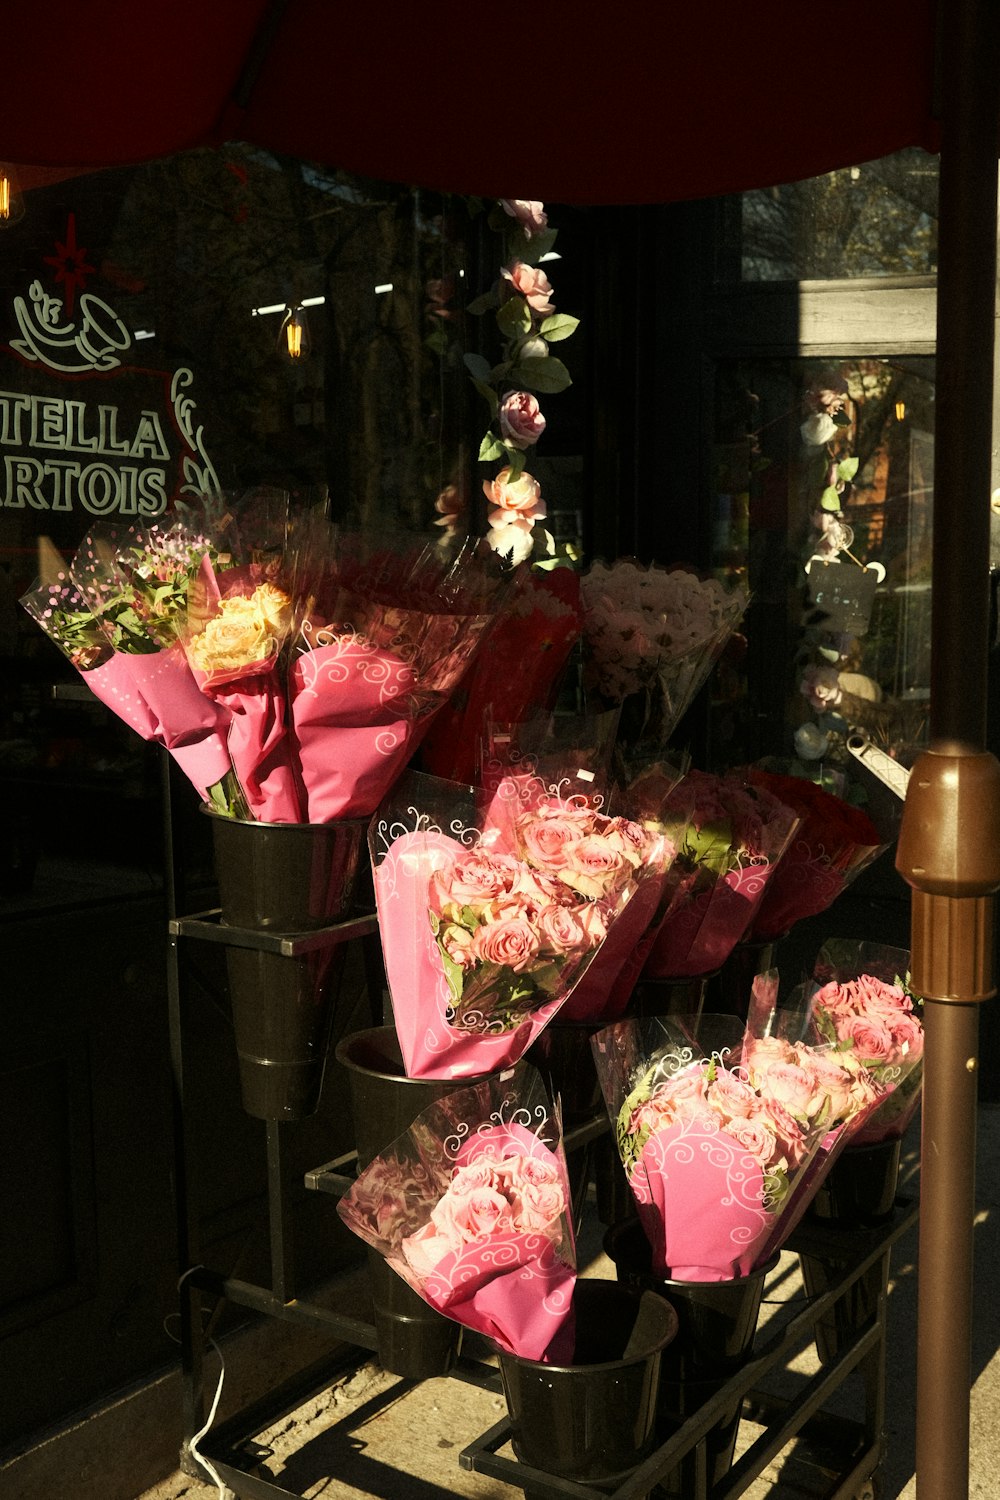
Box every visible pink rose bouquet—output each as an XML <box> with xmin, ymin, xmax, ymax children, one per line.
<box><xmin>592</xmin><ymin>1012</ymin><xmax>884</xmax><ymax>1281</ymax></box>
<box><xmin>805</xmin><ymin>940</ymin><xmax>923</xmax><ymax>1145</ymax></box>
<box><xmin>639</xmin><ymin>768</ymin><xmax>799</xmax><ymax>979</ymax></box>
<box><xmin>371</xmin><ymin>770</ymin><xmax>672</xmax><ymax>1077</ymax></box>
<box><xmin>337</xmin><ymin>1067</ymin><xmax>576</xmax><ymax>1361</ymax></box>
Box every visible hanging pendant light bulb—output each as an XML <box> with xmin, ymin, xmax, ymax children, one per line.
<box><xmin>278</xmin><ymin>304</ymin><xmax>310</xmax><ymax>361</ymax></box>
<box><xmin>0</xmin><ymin>163</ymin><xmax>25</xmax><ymax>226</ymax></box>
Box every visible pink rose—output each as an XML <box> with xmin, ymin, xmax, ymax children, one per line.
<box><xmin>755</xmin><ymin>1095</ymin><xmax>811</xmax><ymax>1168</ymax></box>
<box><xmin>502</xmin><ymin>260</ymin><xmax>556</xmax><ymax>316</ymax></box>
<box><xmin>519</xmin><ymin>811</ymin><xmax>586</xmax><ymax>871</ymax></box>
<box><xmin>512</xmin><ymin>1177</ymin><xmax>565</xmax><ymax>1234</ymax></box>
<box><xmin>722</xmin><ymin>1113</ymin><xmax>778</xmax><ymax>1170</ymax></box>
<box><xmin>431</xmin><ymin>1180</ymin><xmax>513</xmax><ymax>1247</ymax></box>
<box><xmin>758</xmin><ymin>1060</ymin><xmax>821</xmax><ymax>1121</ymax></box>
<box><xmin>706</xmin><ymin>1068</ymin><xmax>757</xmax><ymax>1122</ymax></box>
<box><xmin>536</xmin><ymin>902</ymin><xmax>590</xmax><ymax>956</ymax></box>
<box><xmin>556</xmin><ymin>834</ymin><xmax>629</xmax><ymax>900</ymax></box>
<box><xmin>835</xmin><ymin>1013</ymin><xmax>898</xmax><ymax>1066</ymax></box>
<box><xmin>483</xmin><ymin>466</ymin><xmax>546</xmax><ymax>523</ymax></box>
<box><xmin>400</xmin><ymin>1222</ymin><xmax>455</xmax><ymax>1279</ymax></box>
<box><xmin>472</xmin><ymin>914</ymin><xmax>541</xmax><ymax>971</ymax></box>
<box><xmin>436</xmin><ymin>850</ymin><xmax>519</xmax><ymax>905</ymax></box>
<box><xmin>500</xmin><ymin>199</ymin><xmax>548</xmax><ymax>238</ymax></box>
<box><xmin>887</xmin><ymin>1010</ymin><xmax>924</xmax><ymax>1059</ymax></box>
<box><xmin>439</xmin><ymin>921</ymin><xmax>477</xmax><ymax>970</ymax></box>
<box><xmin>499</xmin><ymin>390</ymin><xmax>546</xmax><ymax>450</ymax></box>
<box><xmin>577</xmin><ymin>902</ymin><xmax>609</xmax><ymax>946</ymax></box>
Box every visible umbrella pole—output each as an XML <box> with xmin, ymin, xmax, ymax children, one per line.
<box><xmin>897</xmin><ymin>3</ymin><xmax>1000</xmax><ymax>1496</ymax></box>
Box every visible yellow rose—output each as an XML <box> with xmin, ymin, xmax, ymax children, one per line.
<box><xmin>187</xmin><ymin>585</ymin><xmax>291</xmax><ymax>673</ymax></box>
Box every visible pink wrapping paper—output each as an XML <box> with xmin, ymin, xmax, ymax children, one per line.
<box><xmin>80</xmin><ymin>653</ymin><xmax>162</xmax><ymax>739</ymax></box>
<box><xmin>290</xmin><ymin>635</ymin><xmax>424</xmax><ymax>820</ymax></box>
<box><xmin>118</xmin><ymin>645</ymin><xmax>233</xmax><ymax>797</ymax></box>
<box><xmin>193</xmin><ymin>658</ymin><xmax>302</xmax><ymax>822</ymax></box>
<box><xmin>337</xmin><ymin>1088</ymin><xmax>577</xmax><ymax>1362</ymax></box>
<box><xmin>632</xmin><ymin>1118</ymin><xmax>770</xmax><ymax>1280</ymax></box>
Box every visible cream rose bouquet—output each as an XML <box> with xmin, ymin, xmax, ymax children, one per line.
<box><xmin>592</xmin><ymin>1011</ymin><xmax>884</xmax><ymax>1281</ymax></box>
<box><xmin>337</xmin><ymin>1065</ymin><xmax>577</xmax><ymax>1361</ymax></box>
<box><xmin>371</xmin><ymin>769</ymin><xmax>671</xmax><ymax>1077</ymax></box>
<box><xmin>580</xmin><ymin>559</ymin><xmax>748</xmax><ymax>769</ymax></box>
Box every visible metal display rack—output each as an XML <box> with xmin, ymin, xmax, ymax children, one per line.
<box><xmin>167</xmin><ymin>906</ymin><xmax>913</xmax><ymax>1500</ymax></box>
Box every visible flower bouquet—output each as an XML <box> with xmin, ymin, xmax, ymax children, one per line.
<box><xmin>286</xmin><ymin>524</ymin><xmax>512</xmax><ymax>821</ymax></box>
<box><xmin>805</xmin><ymin>940</ymin><xmax>923</xmax><ymax>1148</ymax></box>
<box><xmin>419</xmin><ymin>565</ymin><xmax>583</xmax><ymax>787</ymax></box>
<box><xmin>371</xmin><ymin>768</ymin><xmax>672</xmax><ymax>1077</ymax></box>
<box><xmin>337</xmin><ymin>1064</ymin><xmax>576</xmax><ymax>1361</ymax></box>
<box><xmin>639</xmin><ymin>768</ymin><xmax>799</xmax><ymax>981</ymax></box>
<box><xmin>592</xmin><ymin>1011</ymin><xmax>884</xmax><ymax>1281</ymax></box>
<box><xmin>579</xmin><ymin>559</ymin><xmax>748</xmax><ymax>770</ymax></box>
<box><xmin>21</xmin><ymin>523</ymin><xmax>245</xmax><ymax>812</ymax></box>
<box><xmin>744</xmin><ymin>769</ymin><xmax>890</xmax><ymax>942</ymax></box>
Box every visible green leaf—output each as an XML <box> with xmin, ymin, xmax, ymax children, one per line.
<box><xmin>436</xmin><ymin>940</ymin><xmax>465</xmax><ymax>1007</ymax></box>
<box><xmin>820</xmin><ymin>486</ymin><xmax>842</xmax><ymax>512</ymax></box>
<box><xmin>478</xmin><ymin>433</ymin><xmax>505</xmax><ymax>463</ymax></box>
<box><xmin>837</xmin><ymin>456</ymin><xmax>860</xmax><ymax>482</ymax></box>
<box><xmin>463</xmin><ymin>352</ymin><xmax>492</xmax><ymax>382</ymax></box>
<box><xmin>504</xmin><ymin>446</ymin><xmax>525</xmax><ymax>481</ymax></box>
<box><xmin>520</xmin><ymin>229</ymin><xmax>559</xmax><ymax>264</ymax></box>
<box><xmin>466</xmin><ymin>290</ymin><xmax>497</xmax><ymax>316</ymax></box>
<box><xmin>472</xmin><ymin>378</ymin><xmax>499</xmax><ymax>416</ymax></box>
<box><xmin>497</xmin><ymin>295</ymin><xmax>532</xmax><ymax>339</ymax></box>
<box><xmin>512</xmin><ymin>356</ymin><xmax>572</xmax><ymax>394</ymax></box>
<box><xmin>424</xmin><ymin>326</ymin><xmax>450</xmax><ymax>355</ymax></box>
<box><xmin>539</xmin><ymin>313</ymin><xmax>579</xmax><ymax>343</ymax></box>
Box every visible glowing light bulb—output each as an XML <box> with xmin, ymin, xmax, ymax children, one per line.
<box><xmin>278</xmin><ymin>305</ymin><xmax>310</xmax><ymax>361</ymax></box>
<box><xmin>0</xmin><ymin>164</ymin><xmax>25</xmax><ymax>225</ymax></box>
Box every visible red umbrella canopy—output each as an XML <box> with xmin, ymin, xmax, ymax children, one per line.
<box><xmin>4</xmin><ymin>0</ymin><xmax>940</xmax><ymax>202</ymax></box>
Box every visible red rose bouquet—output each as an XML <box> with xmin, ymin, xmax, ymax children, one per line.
<box><xmin>419</xmin><ymin>565</ymin><xmax>583</xmax><ymax>786</ymax></box>
<box><xmin>337</xmin><ymin>1066</ymin><xmax>576</xmax><ymax>1361</ymax></box>
<box><xmin>639</xmin><ymin>768</ymin><xmax>799</xmax><ymax>980</ymax></box>
<box><xmin>745</xmin><ymin>769</ymin><xmax>890</xmax><ymax>941</ymax></box>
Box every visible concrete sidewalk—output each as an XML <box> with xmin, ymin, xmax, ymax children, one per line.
<box><xmin>131</xmin><ymin>1105</ymin><xmax>1000</xmax><ymax>1500</ymax></box>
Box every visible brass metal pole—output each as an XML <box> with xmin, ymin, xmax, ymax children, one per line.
<box><xmin>900</xmin><ymin>3</ymin><xmax>1000</xmax><ymax>1495</ymax></box>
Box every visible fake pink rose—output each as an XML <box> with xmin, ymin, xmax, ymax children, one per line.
<box><xmin>499</xmin><ymin>390</ymin><xmax>546</xmax><ymax>450</ymax></box>
<box><xmin>483</xmin><ymin>466</ymin><xmax>546</xmax><ymax>522</ymax></box>
<box><xmin>502</xmin><ymin>260</ymin><xmax>556</xmax><ymax>315</ymax></box>
<box><xmin>473</xmin><ymin>914</ymin><xmax>541</xmax><ymax>971</ymax></box>
<box><xmin>500</xmin><ymin>199</ymin><xmax>549</xmax><ymax>238</ymax></box>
